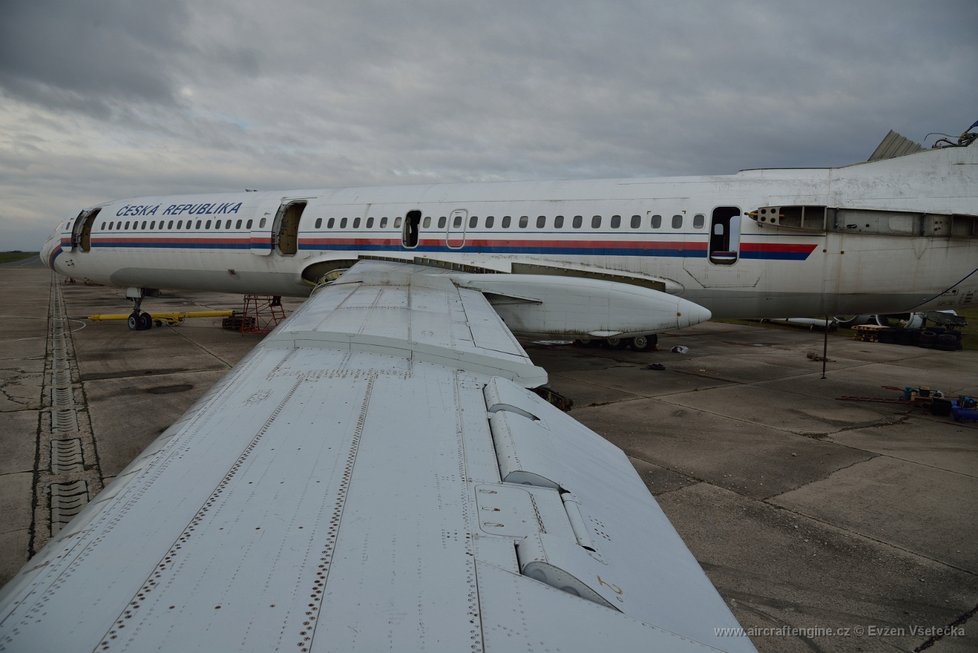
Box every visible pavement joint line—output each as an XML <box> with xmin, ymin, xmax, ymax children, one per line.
<box><xmin>631</xmin><ymin>448</ymin><xmax>978</xmax><ymax>580</ymax></box>
<box><xmin>165</xmin><ymin>323</ymin><xmax>243</xmax><ymax>369</ymax></box>
<box><xmin>79</xmin><ymin>367</ymin><xmax>229</xmax><ymax>383</ymax></box>
<box><xmin>29</xmin><ymin>275</ymin><xmax>105</xmax><ymax>556</ymax></box>
<box><xmin>914</xmin><ymin>602</ymin><xmax>978</xmax><ymax>651</ymax></box>
<box><xmin>759</xmin><ymin>498</ymin><xmax>978</xmax><ymax>579</ymax></box>
<box><xmin>667</xmin><ymin>474</ymin><xmax>978</xmax><ymax>581</ymax></box>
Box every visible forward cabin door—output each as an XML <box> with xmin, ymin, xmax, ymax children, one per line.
<box><xmin>68</xmin><ymin>208</ymin><xmax>101</xmax><ymax>252</ymax></box>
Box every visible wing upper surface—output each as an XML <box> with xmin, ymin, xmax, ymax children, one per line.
<box><xmin>0</xmin><ymin>260</ymin><xmax>754</xmax><ymax>652</ymax></box>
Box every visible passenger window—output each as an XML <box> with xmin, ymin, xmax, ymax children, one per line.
<box><xmin>394</xmin><ymin>217</ymin><xmax>402</xmax><ymax>228</ymax></box>
<box><xmin>327</xmin><ymin>218</ymin><xmax>335</xmax><ymax>229</ymax></box>
<box><xmin>536</xmin><ymin>215</ymin><xmax>546</xmax><ymax>228</ymax></box>
<box><xmin>519</xmin><ymin>216</ymin><xmax>529</xmax><ymax>228</ymax></box>
<box><xmin>367</xmin><ymin>217</ymin><xmax>375</xmax><ymax>228</ymax></box>
<box><xmin>631</xmin><ymin>214</ymin><xmax>641</xmax><ymax>228</ymax></box>
<box><xmin>485</xmin><ymin>216</ymin><xmax>494</xmax><ymax>228</ymax></box>
<box><xmin>651</xmin><ymin>214</ymin><xmax>662</xmax><ymax>229</ymax></box>
<box><xmin>246</xmin><ymin>219</ymin><xmax>253</xmax><ymax>229</ymax></box>
<box><xmin>554</xmin><ymin>215</ymin><xmax>564</xmax><ymax>229</ymax></box>
<box><xmin>453</xmin><ymin>215</ymin><xmax>463</xmax><ymax>228</ymax></box>
<box><xmin>235</xmin><ymin>219</ymin><xmax>242</xmax><ymax>229</ymax></box>
<box><xmin>469</xmin><ymin>216</ymin><xmax>478</xmax><ymax>229</ymax></box>
<box><xmin>340</xmin><ymin>218</ymin><xmax>347</xmax><ymax>228</ymax></box>
<box><xmin>168</xmin><ymin>221</ymin><xmax>174</xmax><ymax>229</ymax></box>
<box><xmin>315</xmin><ymin>218</ymin><xmax>322</xmax><ymax>229</ymax></box>
<box><xmin>611</xmin><ymin>215</ymin><xmax>621</xmax><ymax>228</ymax></box>
<box><xmin>693</xmin><ymin>214</ymin><xmax>705</xmax><ymax>229</ymax></box>
<box><xmin>502</xmin><ymin>216</ymin><xmax>511</xmax><ymax>228</ymax></box>
<box><xmin>125</xmin><ymin>221</ymin><xmax>131</xmax><ymax>230</ymax></box>
<box><xmin>260</xmin><ymin>218</ymin><xmax>266</xmax><ymax>228</ymax></box>
<box><xmin>438</xmin><ymin>216</ymin><xmax>446</xmax><ymax>229</ymax></box>
<box><xmin>195</xmin><ymin>220</ymin><xmax>201</xmax><ymax>229</ymax></box>
<box><xmin>205</xmin><ymin>220</ymin><xmax>211</xmax><ymax>229</ymax></box>
<box><xmin>174</xmin><ymin>221</ymin><xmax>180</xmax><ymax>230</ymax></box>
<box><xmin>353</xmin><ymin>217</ymin><xmax>361</xmax><ymax>228</ymax></box>
<box><xmin>591</xmin><ymin>215</ymin><xmax>601</xmax><ymax>229</ymax></box>
<box><xmin>573</xmin><ymin>215</ymin><xmax>582</xmax><ymax>229</ymax></box>
<box><xmin>672</xmin><ymin>215</ymin><xmax>683</xmax><ymax>229</ymax></box>
<box><xmin>149</xmin><ymin>221</ymin><xmax>155</xmax><ymax>230</ymax></box>
<box><xmin>380</xmin><ymin>217</ymin><xmax>388</xmax><ymax>228</ymax></box>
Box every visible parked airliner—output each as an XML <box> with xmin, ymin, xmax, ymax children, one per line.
<box><xmin>40</xmin><ymin>129</ymin><xmax>977</xmax><ymax>347</ymax></box>
<box><xmin>5</xmin><ymin>128</ymin><xmax>974</xmax><ymax>652</ymax></box>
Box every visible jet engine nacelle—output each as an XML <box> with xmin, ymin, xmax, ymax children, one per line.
<box><xmin>452</xmin><ymin>274</ymin><xmax>711</xmax><ymax>339</ymax></box>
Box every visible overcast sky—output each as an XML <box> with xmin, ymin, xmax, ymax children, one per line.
<box><xmin>1</xmin><ymin>0</ymin><xmax>976</xmax><ymax>250</ymax></box>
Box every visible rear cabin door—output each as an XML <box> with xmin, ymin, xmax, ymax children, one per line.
<box><xmin>684</xmin><ymin>206</ymin><xmax>759</xmax><ymax>288</ymax></box>
<box><xmin>708</xmin><ymin>206</ymin><xmax>742</xmax><ymax>264</ymax></box>
<box><xmin>272</xmin><ymin>200</ymin><xmax>307</xmax><ymax>256</ymax></box>
<box><xmin>446</xmin><ymin>208</ymin><xmax>467</xmax><ymax>249</ymax></box>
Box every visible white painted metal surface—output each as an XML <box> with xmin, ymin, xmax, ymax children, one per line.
<box><xmin>40</xmin><ymin>140</ymin><xmax>978</xmax><ymax>324</ymax></box>
<box><xmin>0</xmin><ymin>261</ymin><xmax>755</xmax><ymax>652</ymax></box>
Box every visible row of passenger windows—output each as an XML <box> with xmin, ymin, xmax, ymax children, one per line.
<box><xmin>99</xmin><ymin>217</ymin><xmax>268</xmax><ymax>231</ymax></box>
<box><xmin>312</xmin><ymin>213</ymin><xmax>706</xmax><ymax>231</ymax></box>
<box><xmin>96</xmin><ymin>213</ymin><xmax>708</xmax><ymax>233</ymax></box>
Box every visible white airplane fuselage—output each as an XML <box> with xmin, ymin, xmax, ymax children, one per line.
<box><xmin>41</xmin><ymin>143</ymin><xmax>978</xmax><ymax>333</ymax></box>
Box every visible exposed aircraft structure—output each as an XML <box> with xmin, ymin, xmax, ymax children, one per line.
<box><xmin>5</xmin><ymin>126</ymin><xmax>975</xmax><ymax>650</ymax></box>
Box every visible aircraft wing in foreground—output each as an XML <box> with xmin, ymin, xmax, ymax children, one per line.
<box><xmin>0</xmin><ymin>260</ymin><xmax>755</xmax><ymax>652</ymax></box>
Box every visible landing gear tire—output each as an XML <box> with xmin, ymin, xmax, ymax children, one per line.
<box><xmin>631</xmin><ymin>334</ymin><xmax>657</xmax><ymax>351</ymax></box>
<box><xmin>128</xmin><ymin>311</ymin><xmax>153</xmax><ymax>331</ymax></box>
<box><xmin>605</xmin><ymin>337</ymin><xmax>627</xmax><ymax>349</ymax></box>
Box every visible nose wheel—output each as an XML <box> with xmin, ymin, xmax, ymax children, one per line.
<box><xmin>127</xmin><ymin>311</ymin><xmax>153</xmax><ymax>330</ymax></box>
<box><xmin>126</xmin><ymin>288</ymin><xmax>154</xmax><ymax>330</ymax></box>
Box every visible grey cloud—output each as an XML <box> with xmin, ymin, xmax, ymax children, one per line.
<box><xmin>0</xmin><ymin>0</ymin><xmax>192</xmax><ymax>110</ymax></box>
<box><xmin>2</xmin><ymin>0</ymin><xmax>978</xmax><ymax>251</ymax></box>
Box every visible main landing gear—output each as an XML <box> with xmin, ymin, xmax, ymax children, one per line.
<box><xmin>582</xmin><ymin>334</ymin><xmax>658</xmax><ymax>351</ymax></box>
<box><xmin>126</xmin><ymin>287</ymin><xmax>154</xmax><ymax>331</ymax></box>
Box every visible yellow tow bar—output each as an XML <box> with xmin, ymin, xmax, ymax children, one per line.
<box><xmin>88</xmin><ymin>310</ymin><xmax>233</xmax><ymax>327</ymax></box>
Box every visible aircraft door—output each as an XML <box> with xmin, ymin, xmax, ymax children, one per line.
<box><xmin>708</xmin><ymin>206</ymin><xmax>742</xmax><ymax>264</ymax></box>
<box><xmin>272</xmin><ymin>200</ymin><xmax>307</xmax><ymax>256</ymax></box>
<box><xmin>69</xmin><ymin>208</ymin><xmax>101</xmax><ymax>252</ymax></box>
<box><xmin>401</xmin><ymin>210</ymin><xmax>422</xmax><ymax>249</ymax></box>
<box><xmin>446</xmin><ymin>209</ymin><xmax>467</xmax><ymax>249</ymax></box>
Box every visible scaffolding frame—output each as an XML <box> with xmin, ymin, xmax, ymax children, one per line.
<box><xmin>239</xmin><ymin>295</ymin><xmax>286</xmax><ymax>335</ymax></box>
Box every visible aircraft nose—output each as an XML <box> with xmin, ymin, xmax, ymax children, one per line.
<box><xmin>675</xmin><ymin>298</ymin><xmax>712</xmax><ymax>328</ymax></box>
<box><xmin>40</xmin><ymin>234</ymin><xmax>61</xmax><ymax>271</ymax></box>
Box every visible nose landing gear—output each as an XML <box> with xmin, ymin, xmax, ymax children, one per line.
<box><xmin>126</xmin><ymin>287</ymin><xmax>155</xmax><ymax>331</ymax></box>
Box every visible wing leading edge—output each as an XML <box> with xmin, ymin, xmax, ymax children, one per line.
<box><xmin>0</xmin><ymin>261</ymin><xmax>754</xmax><ymax>652</ymax></box>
